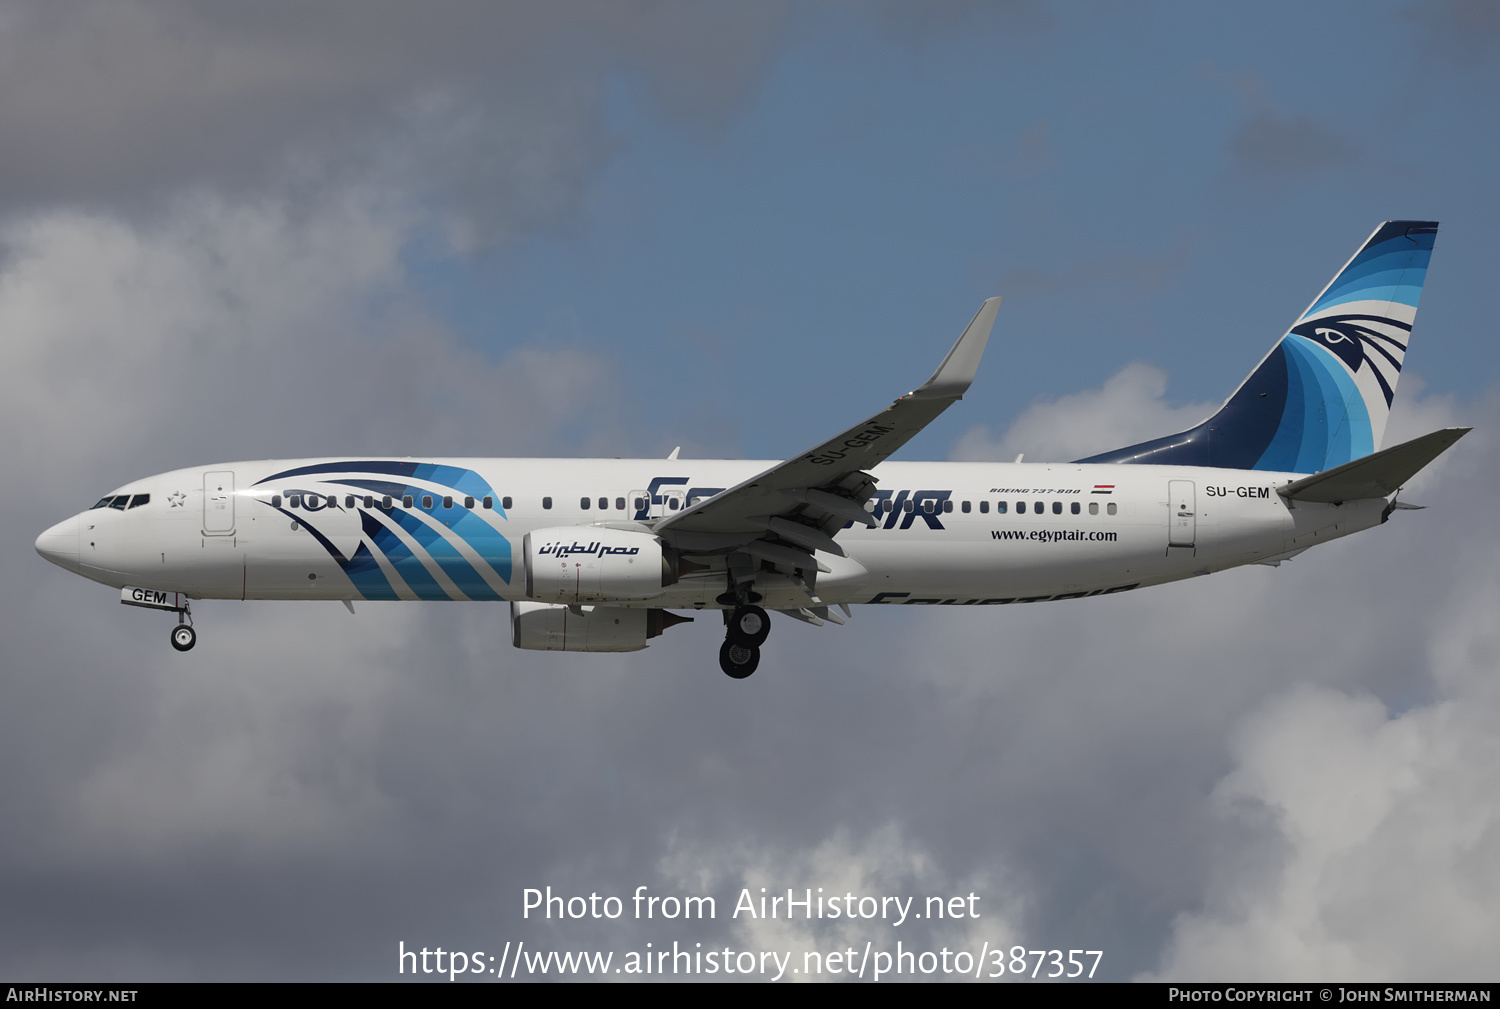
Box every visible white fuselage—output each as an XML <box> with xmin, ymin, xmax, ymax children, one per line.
<box><xmin>39</xmin><ymin>457</ymin><xmax>1389</xmax><ymax>610</ymax></box>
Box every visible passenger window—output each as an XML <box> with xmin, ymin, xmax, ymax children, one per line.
<box><xmin>501</xmin><ymin>496</ymin><xmax>511</xmax><ymax>510</ymax></box>
<box><xmin>1089</xmin><ymin>502</ymin><xmax>1098</xmax><ymax>515</ymax></box>
<box><xmin>1052</xmin><ymin>501</ymin><xmax>1062</xmax><ymax>515</ymax></box>
<box><xmin>308</xmin><ymin>494</ymin><xmax>322</xmax><ymax>508</ymax></box>
<box><xmin>615</xmin><ymin>497</ymin><xmax>625</xmax><ymax>511</ymax></box>
<box><xmin>363</xmin><ymin>495</ymin><xmax>373</xmax><ymax>508</ymax></box>
<box><xmin>961</xmin><ymin>501</ymin><xmax>971</xmax><ymax>513</ymax></box>
<box><xmin>903</xmin><ymin>500</ymin><xmax>914</xmax><ymax>513</ymax></box>
<box><xmin>382</xmin><ymin>495</ymin><xmax>393</xmax><ymax>510</ymax></box>
<box><xmin>271</xmin><ymin>495</ymin><xmax>282</xmax><ymax>508</ymax></box>
<box><xmin>129</xmin><ymin>494</ymin><xmax>150</xmax><ymax>509</ymax></box>
<box><xmin>482</xmin><ymin>496</ymin><xmax>493</xmax><ymax>510</ymax></box>
<box><xmin>923</xmin><ymin>499</ymin><xmax>934</xmax><ymax>514</ymax></box>
<box><xmin>419</xmin><ymin>495</ymin><xmax>430</xmax><ymax>509</ymax></box>
<box><xmin>580</xmin><ymin>497</ymin><xmax>591</xmax><ymax>510</ymax></box>
<box><xmin>1107</xmin><ymin>502</ymin><xmax>1117</xmax><ymax>515</ymax></box>
<box><xmin>1071</xmin><ymin>501</ymin><xmax>1080</xmax><ymax>515</ymax></box>
<box><xmin>1016</xmin><ymin>501</ymin><xmax>1026</xmax><ymax>514</ymax></box>
<box><xmin>402</xmin><ymin>495</ymin><xmax>414</xmax><ymax>508</ymax></box>
<box><xmin>464</xmin><ymin>496</ymin><xmax>475</xmax><ymax>509</ymax></box>
<box><xmin>543</xmin><ymin>497</ymin><xmax>552</xmax><ymax>510</ymax></box>
<box><xmin>634</xmin><ymin>497</ymin><xmax>646</xmax><ymax>512</ymax></box>
<box><xmin>598</xmin><ymin>497</ymin><xmax>608</xmax><ymax>510</ymax></box>
<box><xmin>884</xmin><ymin>500</ymin><xmax>895</xmax><ymax>513</ymax></box>
<box><xmin>943</xmin><ymin>500</ymin><xmax>953</xmax><ymax>513</ymax></box>
<box><xmin>443</xmin><ymin>496</ymin><xmax>453</xmax><ymax>509</ymax></box>
<box><xmin>982</xmin><ymin>500</ymin><xmax>991</xmax><ymax>514</ymax></box>
<box><xmin>995</xmin><ymin>501</ymin><xmax>1006</xmax><ymax>514</ymax></box>
<box><xmin>289</xmin><ymin>494</ymin><xmax>302</xmax><ymax>509</ymax></box>
<box><xmin>344</xmin><ymin>495</ymin><xmax>355</xmax><ymax>508</ymax></box>
<box><xmin>669</xmin><ymin>497</ymin><xmax>680</xmax><ymax>510</ymax></box>
<box><xmin>1034</xmin><ymin>501</ymin><xmax>1044</xmax><ymax>514</ymax></box>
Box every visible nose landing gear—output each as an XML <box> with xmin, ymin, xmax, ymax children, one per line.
<box><xmin>119</xmin><ymin>586</ymin><xmax>197</xmax><ymax>652</ymax></box>
<box><xmin>169</xmin><ymin>605</ymin><xmax>196</xmax><ymax>652</ymax></box>
<box><xmin>171</xmin><ymin>623</ymin><xmax>197</xmax><ymax>652</ymax></box>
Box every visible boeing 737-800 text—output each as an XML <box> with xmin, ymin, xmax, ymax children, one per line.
<box><xmin>36</xmin><ymin>221</ymin><xmax>1465</xmax><ymax>677</ymax></box>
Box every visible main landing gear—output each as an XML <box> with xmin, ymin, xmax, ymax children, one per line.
<box><xmin>719</xmin><ymin>604</ymin><xmax>769</xmax><ymax>679</ymax></box>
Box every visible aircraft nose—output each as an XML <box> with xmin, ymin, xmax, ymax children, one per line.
<box><xmin>35</xmin><ymin>515</ymin><xmax>81</xmax><ymax>573</ymax></box>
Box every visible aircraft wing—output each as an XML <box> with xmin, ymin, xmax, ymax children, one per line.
<box><xmin>654</xmin><ymin>298</ymin><xmax>1000</xmax><ymax>561</ymax></box>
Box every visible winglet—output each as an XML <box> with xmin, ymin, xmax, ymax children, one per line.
<box><xmin>910</xmin><ymin>297</ymin><xmax>1000</xmax><ymax>399</ymax></box>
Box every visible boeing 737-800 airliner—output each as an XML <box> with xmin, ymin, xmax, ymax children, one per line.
<box><xmin>35</xmin><ymin>221</ymin><xmax>1466</xmax><ymax>677</ymax></box>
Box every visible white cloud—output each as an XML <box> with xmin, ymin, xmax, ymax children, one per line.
<box><xmin>0</xmin><ymin>194</ymin><xmax>634</xmax><ymax>876</ymax></box>
<box><xmin>659</xmin><ymin>824</ymin><xmax>1024</xmax><ymax>982</ymax></box>
<box><xmin>0</xmin><ymin>192</ymin><xmax>631</xmax><ymax>494</ymax></box>
<box><xmin>950</xmin><ymin>362</ymin><xmax>1217</xmax><ymax>463</ymax></box>
<box><xmin>919</xmin><ymin>363</ymin><xmax>1500</xmax><ymax>981</ymax></box>
<box><xmin>1139</xmin><ymin>430</ymin><xmax>1500</xmax><ymax>979</ymax></box>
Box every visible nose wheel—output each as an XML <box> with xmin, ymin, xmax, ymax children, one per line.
<box><xmin>169</xmin><ymin>603</ymin><xmax>196</xmax><ymax>652</ymax></box>
<box><xmin>171</xmin><ymin>624</ymin><xmax>197</xmax><ymax>652</ymax></box>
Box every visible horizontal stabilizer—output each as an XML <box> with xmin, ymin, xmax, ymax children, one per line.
<box><xmin>1278</xmin><ymin>427</ymin><xmax>1469</xmax><ymax>503</ymax></box>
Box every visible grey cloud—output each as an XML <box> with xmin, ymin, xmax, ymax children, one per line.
<box><xmin>867</xmin><ymin>0</ymin><xmax>1053</xmax><ymax>45</ymax></box>
<box><xmin>0</xmin><ymin>194</ymin><xmax>636</xmax><ymax>491</ymax></box>
<box><xmin>1406</xmin><ymin>0</ymin><xmax>1500</xmax><ymax>63</ymax></box>
<box><xmin>1000</xmin><ymin>237</ymin><xmax>1194</xmax><ymax>303</ymax></box>
<box><xmin>1229</xmin><ymin>111</ymin><xmax>1355</xmax><ymax>179</ymax></box>
<box><xmin>0</xmin><ymin>1</ymin><xmax>791</xmax><ymax>241</ymax></box>
<box><xmin>950</xmin><ymin>362</ymin><xmax>1217</xmax><ymax>463</ymax></box>
<box><xmin>1143</xmin><ymin>444</ymin><xmax>1500</xmax><ymax>978</ymax></box>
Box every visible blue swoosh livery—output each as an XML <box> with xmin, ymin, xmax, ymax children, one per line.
<box><xmin>254</xmin><ymin>461</ymin><xmax>512</xmax><ymax>601</ymax></box>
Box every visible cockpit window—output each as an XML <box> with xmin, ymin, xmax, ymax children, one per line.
<box><xmin>109</xmin><ymin>495</ymin><xmax>130</xmax><ymax>510</ymax></box>
<box><xmin>128</xmin><ymin>494</ymin><xmax>150</xmax><ymax>509</ymax></box>
<box><xmin>92</xmin><ymin>497</ymin><xmax>113</xmax><ymax>510</ymax></box>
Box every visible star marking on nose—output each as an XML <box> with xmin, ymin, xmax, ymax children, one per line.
<box><xmin>168</xmin><ymin>491</ymin><xmax>187</xmax><ymax>508</ymax></box>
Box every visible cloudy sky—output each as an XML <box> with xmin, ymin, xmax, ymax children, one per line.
<box><xmin>3</xmin><ymin>0</ymin><xmax>1498</xmax><ymax>982</ymax></box>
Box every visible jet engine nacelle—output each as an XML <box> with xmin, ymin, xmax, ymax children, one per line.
<box><xmin>510</xmin><ymin>602</ymin><xmax>693</xmax><ymax>652</ymax></box>
<box><xmin>523</xmin><ymin>527</ymin><xmax>671</xmax><ymax>603</ymax></box>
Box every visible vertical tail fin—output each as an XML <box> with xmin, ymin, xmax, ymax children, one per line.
<box><xmin>1079</xmin><ymin>221</ymin><xmax>1438</xmax><ymax>472</ymax></box>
